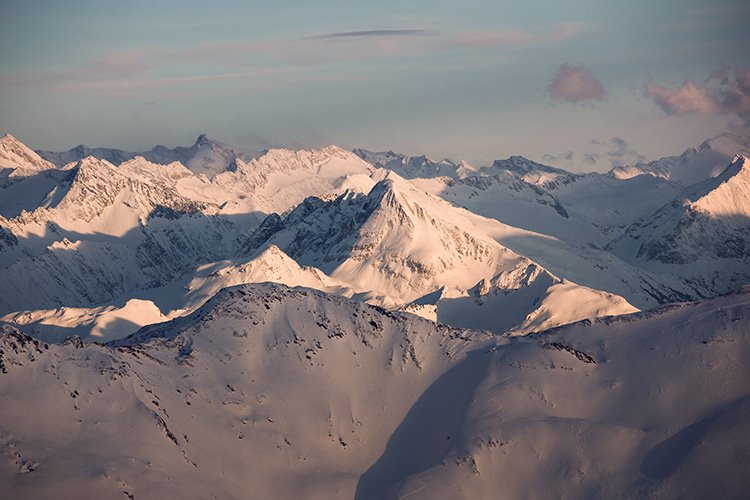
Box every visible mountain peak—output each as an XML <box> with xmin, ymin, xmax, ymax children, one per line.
<box><xmin>609</xmin><ymin>132</ymin><xmax>750</xmax><ymax>185</ymax></box>
<box><xmin>75</xmin><ymin>155</ymin><xmax>117</xmax><ymax>171</ymax></box>
<box><xmin>353</xmin><ymin>148</ymin><xmax>461</xmax><ymax>179</ymax></box>
<box><xmin>193</xmin><ymin>133</ymin><xmax>217</xmax><ymax>148</ymax></box>
<box><xmin>0</xmin><ymin>133</ymin><xmax>55</xmax><ymax>172</ymax></box>
<box><xmin>699</xmin><ymin>132</ymin><xmax>750</xmax><ymax>156</ymax></box>
<box><xmin>365</xmin><ymin>175</ymin><xmax>415</xmax><ymax>212</ymax></box>
<box><xmin>689</xmin><ymin>155</ymin><xmax>750</xmax><ymax>218</ymax></box>
<box><xmin>1</xmin><ymin>132</ymin><xmax>18</xmax><ymax>143</ymax></box>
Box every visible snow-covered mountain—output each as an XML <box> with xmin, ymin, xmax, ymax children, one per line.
<box><xmin>0</xmin><ymin>140</ymin><xmax>377</xmax><ymax>320</ymax></box>
<box><xmin>353</xmin><ymin>148</ymin><xmax>471</xmax><ymax>179</ymax></box>
<box><xmin>608</xmin><ymin>155</ymin><xmax>750</xmax><ymax>295</ymax></box>
<box><xmin>403</xmin><ymin>265</ymin><xmax>637</xmax><ymax>335</ymax></box>
<box><xmin>212</xmin><ymin>145</ymin><xmax>376</xmax><ymax>216</ymax></box>
<box><xmin>1</xmin><ymin>283</ymin><xmax>747</xmax><ymax>498</ymax></box>
<box><xmin>411</xmin><ymin>156</ymin><xmax>684</xmax><ymax>249</ymax></box>
<box><xmin>2</xmin><ymin>128</ymin><xmax>750</xmax><ymax>498</ymax></box>
<box><xmin>609</xmin><ymin>131</ymin><xmax>750</xmax><ymax>186</ymax></box>
<box><xmin>481</xmin><ymin>155</ymin><xmax>581</xmax><ymax>189</ymax></box>
<box><xmin>237</xmin><ymin>173</ymin><xmax>639</xmax><ymax>331</ymax></box>
<box><xmin>0</xmin><ymin>134</ymin><xmax>699</xmax><ymax>339</ymax></box>
<box><xmin>0</xmin><ymin>155</ymin><xmax>240</xmax><ymax>314</ymax></box>
<box><xmin>0</xmin><ymin>283</ymin><xmax>491</xmax><ymax>499</ymax></box>
<box><xmin>370</xmin><ymin>286</ymin><xmax>750</xmax><ymax>498</ymax></box>
<box><xmin>0</xmin><ymin>132</ymin><xmax>747</xmax><ymax>336</ymax></box>
<box><xmin>0</xmin><ymin>133</ymin><xmax>56</xmax><ymax>185</ymax></box>
<box><xmin>38</xmin><ymin>134</ymin><xmax>264</xmax><ymax>178</ymax></box>
<box><xmin>237</xmin><ymin>174</ymin><xmax>523</xmax><ymax>304</ymax></box>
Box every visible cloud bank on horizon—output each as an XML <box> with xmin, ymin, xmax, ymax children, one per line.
<box><xmin>0</xmin><ymin>0</ymin><xmax>748</xmax><ymax>171</ymax></box>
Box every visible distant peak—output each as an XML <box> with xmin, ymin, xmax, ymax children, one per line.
<box><xmin>194</xmin><ymin>134</ymin><xmax>216</xmax><ymax>148</ymax></box>
<box><xmin>75</xmin><ymin>155</ymin><xmax>116</xmax><ymax>170</ymax></box>
<box><xmin>366</xmin><ymin>176</ymin><xmax>413</xmax><ymax>207</ymax></box>
<box><xmin>225</xmin><ymin>157</ymin><xmax>240</xmax><ymax>172</ymax></box>
<box><xmin>0</xmin><ymin>132</ymin><xmax>22</xmax><ymax>146</ymax></box>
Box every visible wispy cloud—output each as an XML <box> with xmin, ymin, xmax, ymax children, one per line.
<box><xmin>644</xmin><ymin>67</ymin><xmax>750</xmax><ymax>122</ymax></box>
<box><xmin>171</xmin><ymin>22</ymin><xmax>582</xmax><ymax>64</ymax></box>
<box><xmin>0</xmin><ymin>46</ymin><xmax>155</xmax><ymax>89</ymax></box>
<box><xmin>0</xmin><ymin>23</ymin><xmax>584</xmax><ymax>95</ymax></box>
<box><xmin>548</xmin><ymin>64</ymin><xmax>606</xmax><ymax>103</ymax></box>
<box><xmin>307</xmin><ymin>29</ymin><xmax>432</xmax><ymax>39</ymax></box>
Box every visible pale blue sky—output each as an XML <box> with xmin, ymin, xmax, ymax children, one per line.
<box><xmin>1</xmin><ymin>0</ymin><xmax>748</xmax><ymax>170</ymax></box>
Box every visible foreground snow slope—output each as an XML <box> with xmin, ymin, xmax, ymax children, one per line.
<box><xmin>376</xmin><ymin>286</ymin><xmax>750</xmax><ymax>499</ymax></box>
<box><xmin>0</xmin><ymin>283</ymin><xmax>490</xmax><ymax>499</ymax></box>
<box><xmin>1</xmin><ymin>284</ymin><xmax>748</xmax><ymax>499</ymax></box>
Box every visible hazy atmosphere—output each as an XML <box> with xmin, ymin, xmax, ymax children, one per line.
<box><xmin>1</xmin><ymin>2</ymin><xmax>750</xmax><ymax>499</ymax></box>
<box><xmin>2</xmin><ymin>0</ymin><xmax>749</xmax><ymax>169</ymax></box>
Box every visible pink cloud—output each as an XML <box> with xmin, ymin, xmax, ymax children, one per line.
<box><xmin>644</xmin><ymin>67</ymin><xmax>750</xmax><ymax>122</ymax></box>
<box><xmin>644</xmin><ymin>81</ymin><xmax>718</xmax><ymax>114</ymax></box>
<box><xmin>736</xmin><ymin>67</ymin><xmax>750</xmax><ymax>96</ymax></box>
<box><xmin>548</xmin><ymin>64</ymin><xmax>606</xmax><ymax>103</ymax></box>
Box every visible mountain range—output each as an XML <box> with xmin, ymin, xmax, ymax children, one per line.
<box><xmin>1</xmin><ymin>129</ymin><xmax>749</xmax><ymax>498</ymax></box>
<box><xmin>36</xmin><ymin>134</ymin><xmax>264</xmax><ymax>178</ymax></box>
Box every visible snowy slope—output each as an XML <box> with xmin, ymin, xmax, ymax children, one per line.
<box><xmin>0</xmin><ymin>168</ymin><xmax>71</xmax><ymax>218</ymax></box>
<box><xmin>241</xmin><ymin>172</ymin><xmax>572</xmax><ymax>303</ymax></box>
<box><xmin>407</xmin><ymin>266</ymin><xmax>638</xmax><ymax>335</ymax></box>
<box><xmin>609</xmin><ymin>155</ymin><xmax>750</xmax><ymax>294</ymax></box>
<box><xmin>180</xmin><ymin>245</ymin><xmax>353</xmax><ymax>313</ymax></box>
<box><xmin>0</xmin><ymin>283</ymin><xmax>491</xmax><ymax>499</ymax></box>
<box><xmin>1</xmin><ymin>284</ymin><xmax>748</xmax><ymax>498</ymax></box>
<box><xmin>405</xmin><ymin>174</ymin><xmax>699</xmax><ymax>309</ymax></box>
<box><xmin>0</xmin><ymin>155</ymin><xmax>241</xmax><ymax>313</ymax></box>
<box><xmin>237</xmin><ymin>175</ymin><xmax>527</xmax><ymax>305</ymax></box>
<box><xmin>214</xmin><ymin>145</ymin><xmax>377</xmax><ymax>216</ymax></box>
<box><xmin>0</xmin><ymin>138</ymin><xmax>376</xmax><ymax>316</ymax></box>
<box><xmin>0</xmin><ymin>298</ymin><xmax>168</xmax><ymax>343</ymax></box>
<box><xmin>236</xmin><ymin>173</ymin><xmax>641</xmax><ymax>333</ymax></box>
<box><xmin>370</xmin><ymin>286</ymin><xmax>750</xmax><ymax>499</ymax></box>
<box><xmin>609</xmin><ymin>131</ymin><xmax>750</xmax><ymax>186</ymax></box>
<box><xmin>0</xmin><ymin>133</ymin><xmax>56</xmax><ymax>182</ymax></box>
<box><xmin>413</xmin><ymin>158</ymin><xmax>682</xmax><ymax>248</ymax></box>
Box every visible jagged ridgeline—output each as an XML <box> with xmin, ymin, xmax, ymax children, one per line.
<box><xmin>1</xmin><ymin>131</ymin><xmax>750</xmax><ymax>497</ymax></box>
<box><xmin>1</xmin><ymin>284</ymin><xmax>748</xmax><ymax>498</ymax></box>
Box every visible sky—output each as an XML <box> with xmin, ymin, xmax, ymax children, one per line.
<box><xmin>1</xmin><ymin>0</ymin><xmax>749</xmax><ymax>171</ymax></box>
